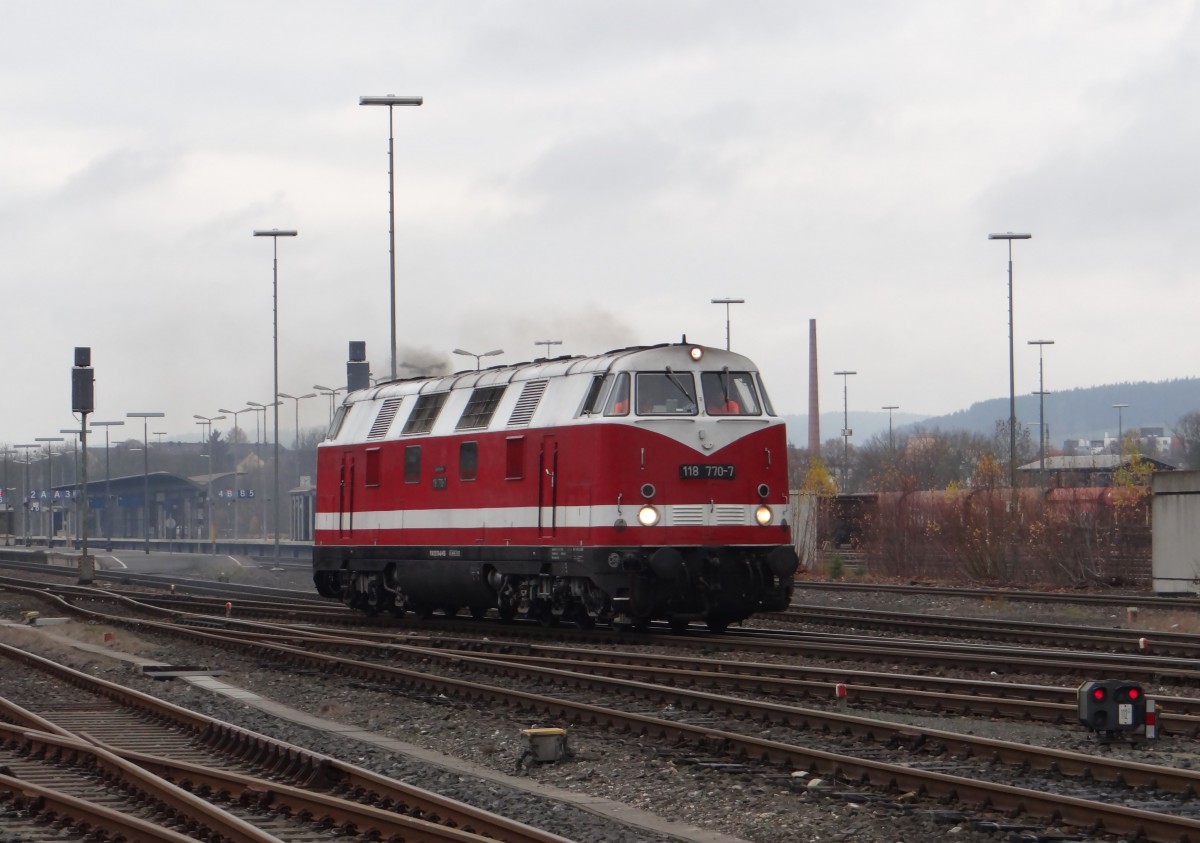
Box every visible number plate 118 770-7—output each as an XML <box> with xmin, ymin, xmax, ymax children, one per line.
<box><xmin>679</xmin><ymin>464</ymin><xmax>736</xmax><ymax>480</ymax></box>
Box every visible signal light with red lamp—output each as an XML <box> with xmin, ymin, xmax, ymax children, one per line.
<box><xmin>1078</xmin><ymin>679</ymin><xmax>1147</xmax><ymax>736</ymax></box>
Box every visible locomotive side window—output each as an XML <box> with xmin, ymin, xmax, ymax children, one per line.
<box><xmin>402</xmin><ymin>392</ymin><xmax>449</xmax><ymax>435</ymax></box>
<box><xmin>327</xmin><ymin>405</ymin><xmax>350</xmax><ymax>440</ymax></box>
<box><xmin>404</xmin><ymin>445</ymin><xmax>421</xmax><ymax>484</ymax></box>
<box><xmin>460</xmin><ymin>441</ymin><xmax>478</xmax><ymax>481</ymax></box>
<box><xmin>505</xmin><ymin>436</ymin><xmax>525</xmax><ymax>479</ymax></box>
<box><xmin>580</xmin><ymin>373</ymin><xmax>612</xmax><ymax>416</ymax></box>
<box><xmin>635</xmin><ymin>371</ymin><xmax>697</xmax><ymax>415</ymax></box>
<box><xmin>603</xmin><ymin>372</ymin><xmax>630</xmax><ymax>416</ymax></box>
<box><xmin>364</xmin><ymin>447</ymin><xmax>382</xmax><ymax>487</ymax></box>
<box><xmin>701</xmin><ymin>371</ymin><xmax>761</xmax><ymax>415</ymax></box>
<box><xmin>756</xmin><ymin>373</ymin><xmax>777</xmax><ymax>416</ymax></box>
<box><xmin>456</xmin><ymin>386</ymin><xmax>507</xmax><ymax>430</ymax></box>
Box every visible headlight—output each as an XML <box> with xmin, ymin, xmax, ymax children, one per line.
<box><xmin>689</xmin><ymin>346</ymin><xmax>703</xmax><ymax>361</ymax></box>
<box><xmin>755</xmin><ymin>505</ymin><xmax>773</xmax><ymax>526</ymax></box>
<box><xmin>637</xmin><ymin>505</ymin><xmax>661</xmax><ymax>527</ymax></box>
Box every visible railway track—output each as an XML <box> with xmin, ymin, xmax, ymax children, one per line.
<box><xmin>0</xmin><ymin>642</ymin><xmax>574</xmax><ymax>843</ymax></box>
<box><xmin>7</xmin><ymin>582</ymin><xmax>1200</xmax><ymax>841</ymax></box>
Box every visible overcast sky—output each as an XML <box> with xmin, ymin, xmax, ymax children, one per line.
<box><xmin>3</xmin><ymin>1</ymin><xmax>1198</xmax><ymax>448</ymax></box>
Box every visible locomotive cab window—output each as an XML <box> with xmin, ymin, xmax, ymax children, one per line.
<box><xmin>603</xmin><ymin>372</ymin><xmax>630</xmax><ymax>416</ymax></box>
<box><xmin>404</xmin><ymin>445</ymin><xmax>421</xmax><ymax>484</ymax></box>
<box><xmin>580</xmin><ymin>373</ymin><xmax>613</xmax><ymax>416</ymax></box>
<box><xmin>756</xmin><ymin>373</ymin><xmax>777</xmax><ymax>415</ymax></box>
<box><xmin>635</xmin><ymin>371</ymin><xmax>697</xmax><ymax>415</ymax></box>
<box><xmin>460</xmin><ymin>441</ymin><xmax>478</xmax><ymax>481</ymax></box>
<box><xmin>701</xmin><ymin>371</ymin><xmax>761</xmax><ymax>416</ymax></box>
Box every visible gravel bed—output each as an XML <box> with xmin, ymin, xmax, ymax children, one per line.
<box><xmin>0</xmin><ymin>573</ymin><xmax>1174</xmax><ymax>842</ymax></box>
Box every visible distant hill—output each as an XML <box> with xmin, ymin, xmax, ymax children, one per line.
<box><xmin>783</xmin><ymin>378</ymin><xmax>1200</xmax><ymax>450</ymax></box>
<box><xmin>918</xmin><ymin>378</ymin><xmax>1200</xmax><ymax>444</ymax></box>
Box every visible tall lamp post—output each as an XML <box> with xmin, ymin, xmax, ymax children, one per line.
<box><xmin>90</xmin><ymin>421</ymin><xmax>124</xmax><ymax>546</ymax></box>
<box><xmin>988</xmin><ymin>232</ymin><xmax>1032</xmax><ymax>505</ymax></box>
<box><xmin>127</xmin><ymin>412</ymin><xmax>164</xmax><ymax>554</ymax></box>
<box><xmin>277</xmin><ymin>392</ymin><xmax>317</xmax><ymax>450</ymax></box>
<box><xmin>534</xmin><ymin>339</ymin><xmax>563</xmax><ymax>358</ymax></box>
<box><xmin>195</xmin><ymin>414</ymin><xmax>225</xmax><ymax>553</ymax></box>
<box><xmin>834</xmin><ymin>370</ymin><xmax>856</xmax><ymax>490</ymax></box>
<box><xmin>16</xmin><ymin>444</ymin><xmax>38</xmax><ymax>544</ymax></box>
<box><xmin>710</xmin><ymin>298</ymin><xmax>745</xmax><ymax>351</ymax></box>
<box><xmin>253</xmin><ymin>228</ymin><xmax>297</xmax><ymax>563</ymax></box>
<box><xmin>453</xmin><ymin>348</ymin><xmax>503</xmax><ymax>371</ymax></box>
<box><xmin>313</xmin><ymin>384</ymin><xmax>344</xmax><ymax>426</ymax></box>
<box><xmin>359</xmin><ymin>94</ymin><xmax>423</xmax><ymax>381</ymax></box>
<box><xmin>1028</xmin><ymin>340</ymin><xmax>1054</xmax><ymax>471</ymax></box>
<box><xmin>882</xmin><ymin>405</ymin><xmax>899</xmax><ymax>452</ymax></box>
<box><xmin>34</xmin><ymin>437</ymin><xmax>64</xmax><ymax>546</ymax></box>
<box><xmin>219</xmin><ymin>407</ymin><xmax>252</xmax><ymax>540</ymax></box>
<box><xmin>1113</xmin><ymin>403</ymin><xmax>1129</xmax><ymax>456</ymax></box>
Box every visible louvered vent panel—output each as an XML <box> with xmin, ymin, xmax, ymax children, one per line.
<box><xmin>507</xmin><ymin>380</ymin><xmax>548</xmax><ymax>427</ymax></box>
<box><xmin>714</xmin><ymin>505</ymin><xmax>747</xmax><ymax>526</ymax></box>
<box><xmin>669</xmin><ymin>506</ymin><xmax>705</xmax><ymax>526</ymax></box>
<box><xmin>367</xmin><ymin>397</ymin><xmax>404</xmax><ymax>440</ymax></box>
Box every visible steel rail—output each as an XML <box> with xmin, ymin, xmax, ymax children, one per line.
<box><xmin>7</xmin><ymin>588</ymin><xmax>1200</xmax><ymax>841</ymax></box>
<box><xmin>0</xmin><ymin>772</ymin><xmax>203</xmax><ymax>843</ymax></box>
<box><xmin>766</xmin><ymin>603</ymin><xmax>1200</xmax><ymax>658</ymax></box>
<box><xmin>0</xmin><ymin>642</ymin><xmax>574</xmax><ymax>843</ymax></box>
<box><xmin>792</xmin><ymin>580</ymin><xmax>1200</xmax><ymax>612</ymax></box>
<box><xmin>0</xmin><ymin>726</ymin><xmax>283</xmax><ymax>843</ymax></box>
<box><xmin>81</xmin><ymin>736</ymin><xmax>523</xmax><ymax>843</ymax></box>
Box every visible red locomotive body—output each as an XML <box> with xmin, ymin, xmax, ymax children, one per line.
<box><xmin>313</xmin><ymin>341</ymin><xmax>797</xmax><ymax>631</ymax></box>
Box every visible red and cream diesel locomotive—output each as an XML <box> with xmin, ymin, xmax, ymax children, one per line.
<box><xmin>313</xmin><ymin>340</ymin><xmax>798</xmax><ymax>631</ymax></box>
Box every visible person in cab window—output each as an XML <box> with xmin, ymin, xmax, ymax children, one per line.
<box><xmin>707</xmin><ymin>397</ymin><xmax>740</xmax><ymax>415</ymax></box>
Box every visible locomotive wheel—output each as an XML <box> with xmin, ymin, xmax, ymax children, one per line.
<box><xmin>705</xmin><ymin>616</ymin><xmax>730</xmax><ymax>633</ymax></box>
<box><xmin>470</xmin><ymin>606</ymin><xmax>487</xmax><ymax>619</ymax></box>
<box><xmin>442</xmin><ymin>606</ymin><xmax>460</xmax><ymax>618</ymax></box>
<box><xmin>669</xmin><ymin>618</ymin><xmax>690</xmax><ymax>634</ymax></box>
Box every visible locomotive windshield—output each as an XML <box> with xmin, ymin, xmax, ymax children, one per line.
<box><xmin>635</xmin><ymin>371</ymin><xmax>698</xmax><ymax>415</ymax></box>
<box><xmin>701</xmin><ymin>371</ymin><xmax>761</xmax><ymax>416</ymax></box>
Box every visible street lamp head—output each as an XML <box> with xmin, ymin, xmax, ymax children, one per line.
<box><xmin>313</xmin><ymin>384</ymin><xmax>338</xmax><ymax>393</ymax></box>
<box><xmin>834</xmin><ymin>370</ymin><xmax>857</xmax><ymax>376</ymax></box>
<box><xmin>988</xmin><ymin>233</ymin><xmax>1032</xmax><ymax>240</ymax></box>
<box><xmin>1113</xmin><ymin>403</ymin><xmax>1129</xmax><ymax>410</ymax></box>
<box><xmin>1028</xmin><ymin>339</ymin><xmax>1055</xmax><ymax>346</ymax></box>
<box><xmin>253</xmin><ymin>229</ymin><xmax>298</xmax><ymax>238</ymax></box>
<box><xmin>127</xmin><ymin>412</ymin><xmax>165</xmax><ymax>419</ymax></box>
<box><xmin>882</xmin><ymin>405</ymin><xmax>899</xmax><ymax>411</ymax></box>
<box><xmin>711</xmin><ymin>298</ymin><xmax>746</xmax><ymax>304</ymax></box>
<box><xmin>359</xmin><ymin>95</ymin><xmax>424</xmax><ymax>107</ymax></box>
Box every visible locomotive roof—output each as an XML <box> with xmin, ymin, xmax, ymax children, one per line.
<box><xmin>351</xmin><ymin>341</ymin><xmax>760</xmax><ymax>402</ymax></box>
<box><xmin>325</xmin><ymin>341</ymin><xmax>779</xmax><ymax>448</ymax></box>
